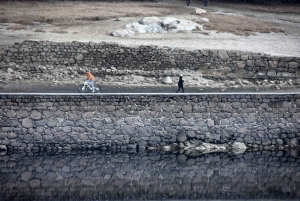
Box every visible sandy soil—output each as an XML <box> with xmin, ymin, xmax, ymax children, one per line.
<box><xmin>0</xmin><ymin>1</ymin><xmax>300</xmax><ymax>57</ymax></box>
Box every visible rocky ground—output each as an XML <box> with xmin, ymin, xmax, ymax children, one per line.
<box><xmin>0</xmin><ymin>0</ymin><xmax>300</xmax><ymax>93</ymax></box>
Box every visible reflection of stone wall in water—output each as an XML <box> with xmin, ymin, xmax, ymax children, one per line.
<box><xmin>0</xmin><ymin>94</ymin><xmax>300</xmax><ymax>152</ymax></box>
<box><xmin>0</xmin><ymin>151</ymin><xmax>300</xmax><ymax>200</ymax></box>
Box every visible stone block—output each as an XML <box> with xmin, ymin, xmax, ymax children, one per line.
<box><xmin>30</xmin><ymin>110</ymin><xmax>42</xmax><ymax>120</ymax></box>
<box><xmin>22</xmin><ymin>118</ymin><xmax>34</xmax><ymax>128</ymax></box>
<box><xmin>177</xmin><ymin>133</ymin><xmax>187</xmax><ymax>142</ymax></box>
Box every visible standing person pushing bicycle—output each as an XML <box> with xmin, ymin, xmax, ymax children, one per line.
<box><xmin>83</xmin><ymin>69</ymin><xmax>95</xmax><ymax>93</ymax></box>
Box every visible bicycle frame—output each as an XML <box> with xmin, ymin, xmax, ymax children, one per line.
<box><xmin>84</xmin><ymin>80</ymin><xmax>93</xmax><ymax>91</ymax></box>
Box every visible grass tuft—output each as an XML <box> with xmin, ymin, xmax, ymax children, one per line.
<box><xmin>7</xmin><ymin>25</ymin><xmax>26</xmax><ymax>31</ymax></box>
<box><xmin>200</xmin><ymin>13</ymin><xmax>284</xmax><ymax>36</ymax></box>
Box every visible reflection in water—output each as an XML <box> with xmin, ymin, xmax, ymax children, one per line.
<box><xmin>0</xmin><ymin>150</ymin><xmax>300</xmax><ymax>201</ymax></box>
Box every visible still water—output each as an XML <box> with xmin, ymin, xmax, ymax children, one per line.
<box><xmin>0</xmin><ymin>150</ymin><xmax>300</xmax><ymax>201</ymax></box>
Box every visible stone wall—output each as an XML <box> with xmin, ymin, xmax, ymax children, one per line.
<box><xmin>0</xmin><ymin>40</ymin><xmax>300</xmax><ymax>81</ymax></box>
<box><xmin>0</xmin><ymin>151</ymin><xmax>300</xmax><ymax>200</ymax></box>
<box><xmin>1</xmin><ymin>93</ymin><xmax>300</xmax><ymax>152</ymax></box>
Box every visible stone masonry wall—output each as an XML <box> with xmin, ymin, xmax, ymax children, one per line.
<box><xmin>1</xmin><ymin>93</ymin><xmax>300</xmax><ymax>152</ymax></box>
<box><xmin>0</xmin><ymin>40</ymin><xmax>300</xmax><ymax>81</ymax></box>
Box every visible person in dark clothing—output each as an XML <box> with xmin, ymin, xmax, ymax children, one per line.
<box><xmin>186</xmin><ymin>0</ymin><xmax>190</xmax><ymax>6</ymax></box>
<box><xmin>203</xmin><ymin>0</ymin><xmax>208</xmax><ymax>7</ymax></box>
<box><xmin>176</xmin><ymin>75</ymin><xmax>184</xmax><ymax>93</ymax></box>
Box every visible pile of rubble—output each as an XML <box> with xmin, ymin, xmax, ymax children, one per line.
<box><xmin>111</xmin><ymin>16</ymin><xmax>204</xmax><ymax>37</ymax></box>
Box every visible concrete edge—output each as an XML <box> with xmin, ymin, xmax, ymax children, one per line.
<box><xmin>1</xmin><ymin>92</ymin><xmax>300</xmax><ymax>95</ymax></box>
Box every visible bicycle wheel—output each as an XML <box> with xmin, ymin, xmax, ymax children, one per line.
<box><xmin>94</xmin><ymin>85</ymin><xmax>102</xmax><ymax>93</ymax></box>
<box><xmin>78</xmin><ymin>84</ymin><xmax>88</xmax><ymax>93</ymax></box>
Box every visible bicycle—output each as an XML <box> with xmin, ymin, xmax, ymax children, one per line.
<box><xmin>78</xmin><ymin>80</ymin><xmax>102</xmax><ymax>93</ymax></box>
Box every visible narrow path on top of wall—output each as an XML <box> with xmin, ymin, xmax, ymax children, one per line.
<box><xmin>1</xmin><ymin>82</ymin><xmax>300</xmax><ymax>94</ymax></box>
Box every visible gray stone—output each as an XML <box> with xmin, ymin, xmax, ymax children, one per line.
<box><xmin>5</xmin><ymin>110</ymin><xmax>16</xmax><ymax>118</ymax></box>
<box><xmin>177</xmin><ymin>154</ymin><xmax>187</xmax><ymax>163</ymax></box>
<box><xmin>47</xmin><ymin>118</ymin><xmax>58</xmax><ymax>128</ymax></box>
<box><xmin>205</xmin><ymin>132</ymin><xmax>220</xmax><ymax>141</ymax></box>
<box><xmin>62</xmin><ymin>127</ymin><xmax>71</xmax><ymax>133</ymax></box>
<box><xmin>290</xmin><ymin>138</ymin><xmax>299</xmax><ymax>146</ymax></box>
<box><xmin>207</xmin><ymin>119</ymin><xmax>214</xmax><ymax>127</ymax></box>
<box><xmin>69</xmin><ymin>58</ymin><xmax>75</xmax><ymax>64</ymax></box>
<box><xmin>75</xmin><ymin>54</ymin><xmax>83</xmax><ymax>61</ymax></box>
<box><xmin>177</xmin><ymin>133</ymin><xmax>187</xmax><ymax>142</ymax></box>
<box><xmin>21</xmin><ymin>171</ymin><xmax>32</xmax><ymax>181</ymax></box>
<box><xmin>218</xmin><ymin>50</ymin><xmax>229</xmax><ymax>60</ymax></box>
<box><xmin>7</xmin><ymin>132</ymin><xmax>17</xmax><ymax>139</ymax></box>
<box><xmin>30</xmin><ymin>110</ymin><xmax>42</xmax><ymax>120</ymax></box>
<box><xmin>0</xmin><ymin>145</ymin><xmax>7</xmax><ymax>151</ymax></box>
<box><xmin>29</xmin><ymin>179</ymin><xmax>41</xmax><ymax>188</ymax></box>
<box><xmin>187</xmin><ymin>131</ymin><xmax>196</xmax><ymax>138</ymax></box>
<box><xmin>22</xmin><ymin>118</ymin><xmax>34</xmax><ymax>128</ymax></box>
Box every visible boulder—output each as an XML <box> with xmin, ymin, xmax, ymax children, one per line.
<box><xmin>111</xmin><ymin>29</ymin><xmax>135</xmax><ymax>37</ymax></box>
<box><xmin>231</xmin><ymin>142</ymin><xmax>247</xmax><ymax>154</ymax></box>
<box><xmin>138</xmin><ymin>17</ymin><xmax>161</xmax><ymax>25</ymax></box>
<box><xmin>125</xmin><ymin>22</ymin><xmax>147</xmax><ymax>33</ymax></box>
<box><xmin>162</xmin><ymin>76</ymin><xmax>172</xmax><ymax>84</ymax></box>
<box><xmin>194</xmin><ymin>142</ymin><xmax>226</xmax><ymax>153</ymax></box>
<box><xmin>145</xmin><ymin>24</ymin><xmax>166</xmax><ymax>33</ymax></box>
<box><xmin>160</xmin><ymin>17</ymin><xmax>178</xmax><ymax>27</ymax></box>
<box><xmin>7</xmin><ymin>68</ymin><xmax>13</xmax><ymax>73</ymax></box>
<box><xmin>166</xmin><ymin>19</ymin><xmax>203</xmax><ymax>33</ymax></box>
<box><xmin>0</xmin><ymin>145</ymin><xmax>7</xmax><ymax>151</ymax></box>
<box><xmin>194</xmin><ymin>8</ymin><xmax>207</xmax><ymax>15</ymax></box>
<box><xmin>199</xmin><ymin>18</ymin><xmax>209</xmax><ymax>22</ymax></box>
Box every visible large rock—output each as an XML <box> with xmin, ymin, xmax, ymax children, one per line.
<box><xmin>162</xmin><ymin>76</ymin><xmax>172</xmax><ymax>84</ymax></box>
<box><xmin>111</xmin><ymin>29</ymin><xmax>135</xmax><ymax>37</ymax></box>
<box><xmin>138</xmin><ymin>17</ymin><xmax>161</xmax><ymax>25</ymax></box>
<box><xmin>193</xmin><ymin>142</ymin><xmax>226</xmax><ymax>153</ymax></box>
<box><xmin>22</xmin><ymin>118</ymin><xmax>34</xmax><ymax>128</ymax></box>
<box><xmin>112</xmin><ymin>17</ymin><xmax>203</xmax><ymax>37</ymax></box>
<box><xmin>0</xmin><ymin>145</ymin><xmax>7</xmax><ymax>151</ymax></box>
<box><xmin>193</xmin><ymin>8</ymin><xmax>207</xmax><ymax>15</ymax></box>
<box><xmin>126</xmin><ymin>22</ymin><xmax>146</xmax><ymax>33</ymax></box>
<box><xmin>145</xmin><ymin>24</ymin><xmax>165</xmax><ymax>34</ymax></box>
<box><xmin>167</xmin><ymin>19</ymin><xmax>203</xmax><ymax>33</ymax></box>
<box><xmin>231</xmin><ymin>142</ymin><xmax>247</xmax><ymax>154</ymax></box>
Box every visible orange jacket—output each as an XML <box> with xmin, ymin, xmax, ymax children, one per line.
<box><xmin>86</xmin><ymin>72</ymin><xmax>94</xmax><ymax>81</ymax></box>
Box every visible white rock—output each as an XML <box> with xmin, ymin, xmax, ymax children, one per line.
<box><xmin>125</xmin><ymin>22</ymin><xmax>147</xmax><ymax>33</ymax></box>
<box><xmin>163</xmin><ymin>145</ymin><xmax>171</xmax><ymax>151</ymax></box>
<box><xmin>231</xmin><ymin>142</ymin><xmax>247</xmax><ymax>154</ymax></box>
<box><xmin>162</xmin><ymin>76</ymin><xmax>172</xmax><ymax>84</ymax></box>
<box><xmin>160</xmin><ymin>17</ymin><xmax>178</xmax><ymax>27</ymax></box>
<box><xmin>195</xmin><ymin>142</ymin><xmax>226</xmax><ymax>153</ymax></box>
<box><xmin>194</xmin><ymin>8</ymin><xmax>207</xmax><ymax>15</ymax></box>
<box><xmin>110</xmin><ymin>29</ymin><xmax>135</xmax><ymax>37</ymax></box>
<box><xmin>199</xmin><ymin>17</ymin><xmax>209</xmax><ymax>22</ymax></box>
<box><xmin>167</xmin><ymin>19</ymin><xmax>203</xmax><ymax>33</ymax></box>
<box><xmin>242</xmin><ymin>79</ymin><xmax>251</xmax><ymax>85</ymax></box>
<box><xmin>145</xmin><ymin>24</ymin><xmax>166</xmax><ymax>34</ymax></box>
<box><xmin>7</xmin><ymin>68</ymin><xmax>13</xmax><ymax>73</ymax></box>
<box><xmin>138</xmin><ymin>17</ymin><xmax>161</xmax><ymax>25</ymax></box>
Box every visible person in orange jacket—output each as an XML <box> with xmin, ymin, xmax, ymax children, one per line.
<box><xmin>83</xmin><ymin>69</ymin><xmax>95</xmax><ymax>92</ymax></box>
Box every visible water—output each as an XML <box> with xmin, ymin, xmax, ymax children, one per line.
<box><xmin>0</xmin><ymin>150</ymin><xmax>299</xmax><ymax>201</ymax></box>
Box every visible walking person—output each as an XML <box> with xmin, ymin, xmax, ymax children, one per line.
<box><xmin>186</xmin><ymin>0</ymin><xmax>191</xmax><ymax>6</ymax></box>
<box><xmin>203</xmin><ymin>0</ymin><xmax>209</xmax><ymax>7</ymax></box>
<box><xmin>176</xmin><ymin>75</ymin><xmax>184</xmax><ymax>93</ymax></box>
